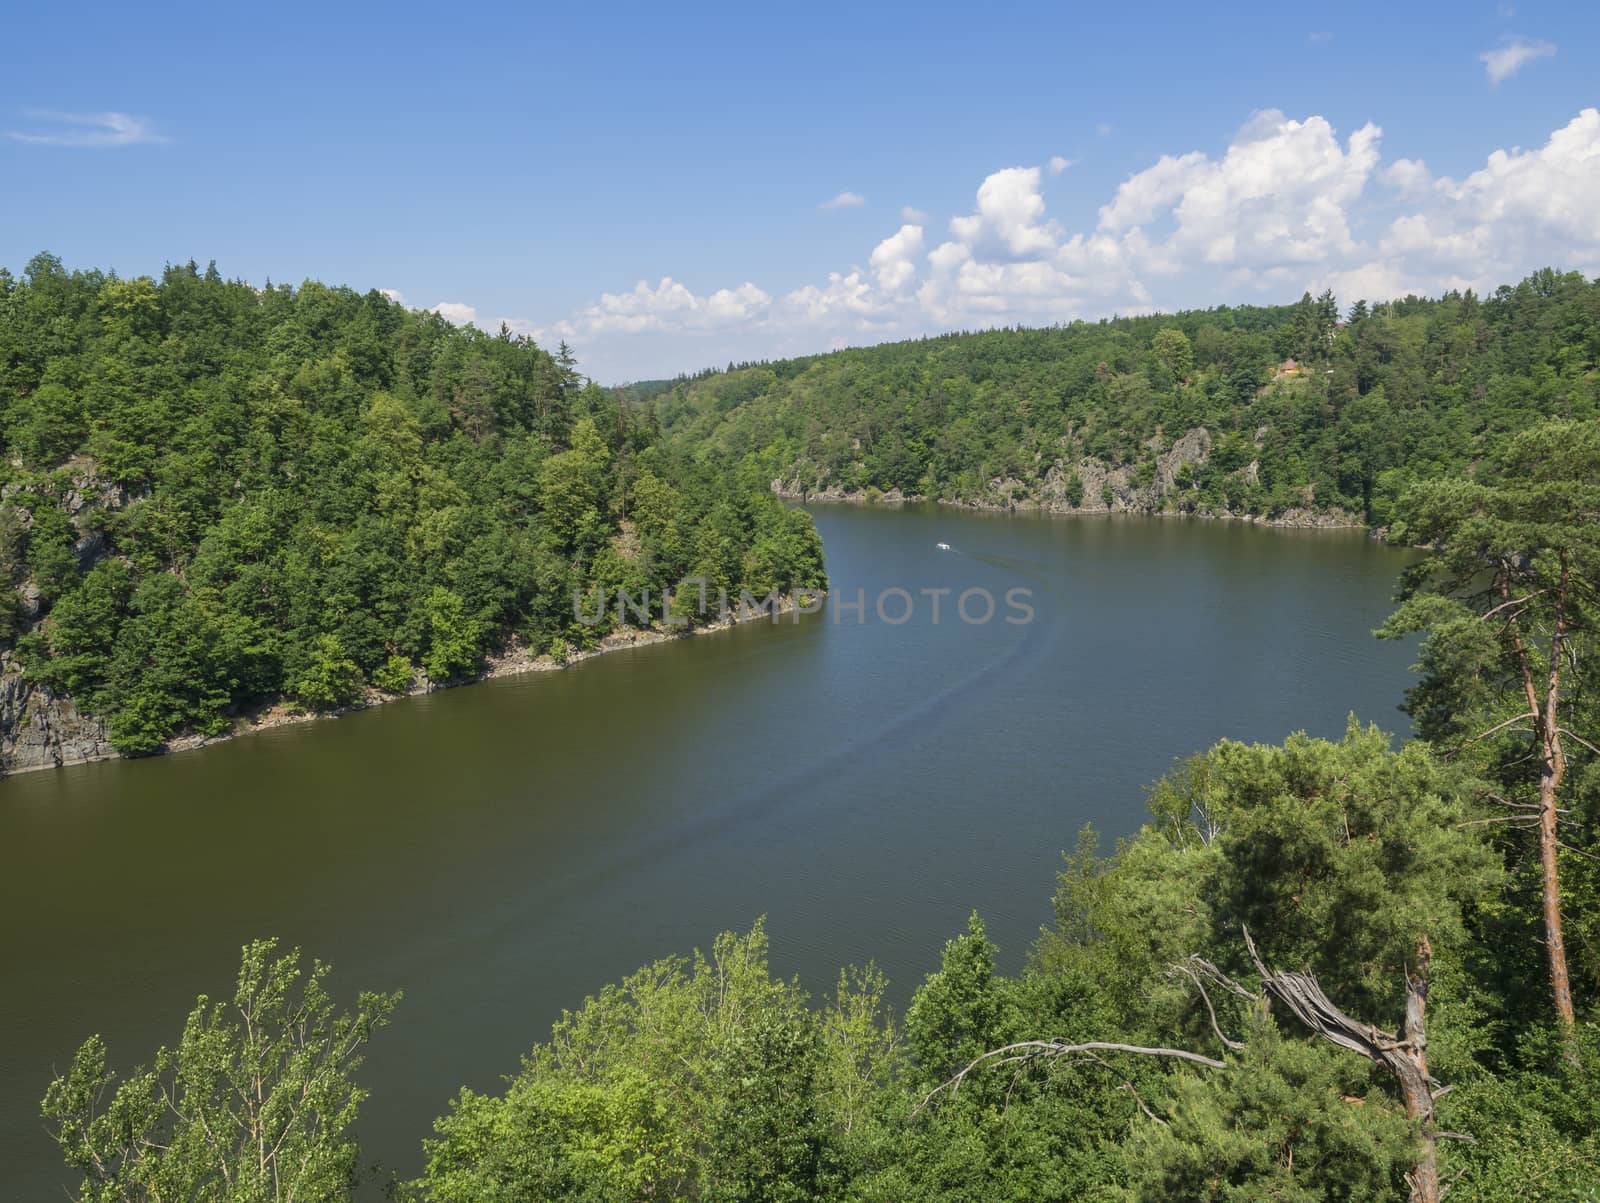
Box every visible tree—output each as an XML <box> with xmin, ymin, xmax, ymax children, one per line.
<box><xmin>704</xmin><ymin>1012</ymin><xmax>827</xmax><ymax>1203</ymax></box>
<box><xmin>994</xmin><ymin>727</ymin><xmax>1500</xmax><ymax>1203</ymax></box>
<box><xmin>924</xmin><ymin>930</ymin><xmax>1449</xmax><ymax>1203</ymax></box>
<box><xmin>290</xmin><ymin>633</ymin><xmax>364</xmax><ymax>710</ymax></box>
<box><xmin>1381</xmin><ymin>421</ymin><xmax>1600</xmax><ymax>1031</ymax></box>
<box><xmin>1151</xmin><ymin>327</ymin><xmax>1194</xmax><ymax>382</ymax></box>
<box><xmin>24</xmin><ymin>497</ymin><xmax>81</xmax><ymax>605</ymax></box>
<box><xmin>418</xmin><ymin>921</ymin><xmax>901</xmax><ymax>1202</ymax></box>
<box><xmin>904</xmin><ymin>914</ymin><xmax>1008</xmax><ymax>1087</ymax></box>
<box><xmin>537</xmin><ymin>417</ymin><xmax>610</xmax><ymax>558</ymax></box>
<box><xmin>1123</xmin><ymin>1021</ymin><xmax>1415</xmax><ymax>1202</ymax></box>
<box><xmin>422</xmin><ymin>587</ymin><xmax>481</xmax><ymax>682</ymax></box>
<box><xmin>41</xmin><ymin>940</ymin><xmax>398</xmax><ymax>1203</ymax></box>
<box><xmin>1198</xmin><ymin>724</ymin><xmax>1499</xmax><ymax>1018</ymax></box>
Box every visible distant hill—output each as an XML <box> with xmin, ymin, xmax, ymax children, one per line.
<box><xmin>655</xmin><ymin>269</ymin><xmax>1600</xmax><ymax>525</ymax></box>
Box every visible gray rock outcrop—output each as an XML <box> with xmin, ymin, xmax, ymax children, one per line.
<box><xmin>0</xmin><ymin>653</ymin><xmax>116</xmax><ymax>774</ymax></box>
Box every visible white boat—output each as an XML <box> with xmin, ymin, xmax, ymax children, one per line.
<box><xmin>936</xmin><ymin>542</ymin><xmax>951</xmax><ymax>551</ymax></box>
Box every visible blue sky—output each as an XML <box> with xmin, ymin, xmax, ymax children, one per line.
<box><xmin>4</xmin><ymin>0</ymin><xmax>1597</xmax><ymax>382</ymax></box>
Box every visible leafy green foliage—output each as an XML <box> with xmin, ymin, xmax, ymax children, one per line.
<box><xmin>1125</xmin><ymin>1024</ymin><xmax>1416</xmax><ymax>1202</ymax></box>
<box><xmin>41</xmin><ymin>939</ymin><xmax>397</xmax><ymax>1203</ymax></box>
<box><xmin>1206</xmin><ymin>723</ymin><xmax>1499</xmax><ymax>1015</ymax></box>
<box><xmin>416</xmin><ymin>921</ymin><xmax>897</xmax><ymax>1202</ymax></box>
<box><xmin>372</xmin><ymin>653</ymin><xmax>415</xmax><ymax>694</ymax></box>
<box><xmin>1437</xmin><ymin>1026</ymin><xmax>1600</xmax><ymax>1201</ymax></box>
<box><xmin>904</xmin><ymin>914</ymin><xmax>1010</xmax><ymax>1086</ymax></box>
<box><xmin>290</xmin><ymin>633</ymin><xmax>363</xmax><ymax>711</ymax></box>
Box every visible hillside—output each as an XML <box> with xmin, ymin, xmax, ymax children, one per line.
<box><xmin>656</xmin><ymin>269</ymin><xmax>1600</xmax><ymax>525</ymax></box>
<box><xmin>0</xmin><ymin>255</ymin><xmax>826</xmax><ymax>767</ymax></box>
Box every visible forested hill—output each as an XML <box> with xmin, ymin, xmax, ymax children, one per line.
<box><xmin>656</xmin><ymin>269</ymin><xmax>1600</xmax><ymax>524</ymax></box>
<box><xmin>0</xmin><ymin>255</ymin><xmax>825</xmax><ymax>761</ymax></box>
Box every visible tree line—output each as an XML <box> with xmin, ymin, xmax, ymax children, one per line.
<box><xmin>0</xmin><ymin>255</ymin><xmax>826</xmax><ymax>755</ymax></box>
<box><xmin>40</xmin><ymin>418</ymin><xmax>1600</xmax><ymax>1201</ymax></box>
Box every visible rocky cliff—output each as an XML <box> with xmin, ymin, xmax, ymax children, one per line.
<box><xmin>773</xmin><ymin>425</ymin><xmax>1364</xmax><ymax>527</ymax></box>
<box><xmin>0</xmin><ymin>460</ymin><xmax>139</xmax><ymax>776</ymax></box>
<box><xmin>0</xmin><ymin>652</ymin><xmax>116</xmax><ymax>774</ymax></box>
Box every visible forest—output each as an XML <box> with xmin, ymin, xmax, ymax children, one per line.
<box><xmin>0</xmin><ymin>255</ymin><xmax>826</xmax><ymax>756</ymax></box>
<box><xmin>657</xmin><ymin>270</ymin><xmax>1600</xmax><ymax>524</ymax></box>
<box><xmin>19</xmin><ymin>267</ymin><xmax>1600</xmax><ymax>1201</ymax></box>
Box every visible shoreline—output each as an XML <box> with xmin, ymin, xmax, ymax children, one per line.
<box><xmin>778</xmin><ymin>487</ymin><xmax>1370</xmax><ymax>531</ymax></box>
<box><xmin>1</xmin><ymin>593</ymin><xmax>818</xmax><ymax>780</ymax></box>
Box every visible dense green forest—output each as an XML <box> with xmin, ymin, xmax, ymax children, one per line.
<box><xmin>41</xmin><ymin>418</ymin><xmax>1600</xmax><ymax>1201</ymax></box>
<box><xmin>658</xmin><ymin>269</ymin><xmax>1600</xmax><ymax>524</ymax></box>
<box><xmin>0</xmin><ymin>255</ymin><xmax>825</xmax><ymax>755</ymax></box>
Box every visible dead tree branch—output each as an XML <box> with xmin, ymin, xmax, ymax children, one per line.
<box><xmin>914</xmin><ymin>1040</ymin><xmax>1224</xmax><ymax>1116</ymax></box>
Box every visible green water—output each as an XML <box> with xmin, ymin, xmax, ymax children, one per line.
<box><xmin>0</xmin><ymin>505</ymin><xmax>1417</xmax><ymax>1196</ymax></box>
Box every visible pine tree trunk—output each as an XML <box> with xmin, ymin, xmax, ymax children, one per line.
<box><xmin>1398</xmin><ymin>937</ymin><xmax>1438</xmax><ymax>1203</ymax></box>
<box><xmin>1507</xmin><ymin>561</ymin><xmax>1576</xmax><ymax>1032</ymax></box>
<box><xmin>1539</xmin><ymin>712</ymin><xmax>1576</xmax><ymax>1030</ymax></box>
<box><xmin>1538</xmin><ymin>555</ymin><xmax>1576</xmax><ymax>1031</ymax></box>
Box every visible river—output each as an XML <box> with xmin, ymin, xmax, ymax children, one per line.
<box><xmin>0</xmin><ymin>503</ymin><xmax>1418</xmax><ymax>1197</ymax></box>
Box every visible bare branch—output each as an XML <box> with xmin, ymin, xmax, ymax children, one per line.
<box><xmin>1479</xmin><ymin>590</ymin><xmax>1546</xmax><ymax>620</ymax></box>
<box><xmin>1446</xmin><ymin>712</ymin><xmax>1537</xmax><ymax>757</ymax></box>
<box><xmin>1481</xmin><ymin>793</ymin><xmax>1541</xmax><ymax>810</ymax></box>
<box><xmin>1557</xmin><ymin>727</ymin><xmax>1600</xmax><ymax>758</ymax></box>
<box><xmin>1242</xmin><ymin>929</ymin><xmax>1424</xmax><ymax>1072</ymax></box>
<box><xmin>914</xmin><ymin>1039</ymin><xmax>1224</xmax><ymax>1116</ymax></box>
<box><xmin>1169</xmin><ymin>959</ymin><xmax>1246</xmax><ymax>1051</ymax></box>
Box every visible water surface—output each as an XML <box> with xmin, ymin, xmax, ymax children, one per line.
<box><xmin>0</xmin><ymin>505</ymin><xmax>1416</xmax><ymax>1196</ymax></box>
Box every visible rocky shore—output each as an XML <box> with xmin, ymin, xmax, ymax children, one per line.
<box><xmin>772</xmin><ymin>425</ymin><xmax>1367</xmax><ymax>531</ymax></box>
<box><xmin>0</xmin><ymin>594</ymin><xmax>817</xmax><ymax>779</ymax></box>
<box><xmin>776</xmin><ymin>485</ymin><xmax>1366</xmax><ymax>530</ymax></box>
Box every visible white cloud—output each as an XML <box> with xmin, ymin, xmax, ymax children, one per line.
<box><xmin>521</xmin><ymin>107</ymin><xmax>1600</xmax><ymax>380</ymax></box>
<box><xmin>784</xmin><ymin>271</ymin><xmax>886</xmax><ymax>323</ymax></box>
<box><xmin>1307</xmin><ymin>31</ymin><xmax>1334</xmax><ymax>46</ymax></box>
<box><xmin>7</xmin><ymin>109</ymin><xmax>164</xmax><ymax>147</ymax></box>
<box><xmin>1100</xmin><ymin>111</ymin><xmax>1381</xmax><ymax>271</ymax></box>
<box><xmin>1479</xmin><ymin>36</ymin><xmax>1555</xmax><ymax>84</ymax></box>
<box><xmin>1446</xmin><ymin>108</ymin><xmax>1599</xmax><ymax>240</ymax></box>
<box><xmin>1313</xmin><ymin>262</ymin><xmax>1449</xmax><ymax>306</ymax></box>
<box><xmin>820</xmin><ymin>191</ymin><xmax>866</xmax><ymax>209</ymax></box>
<box><xmin>1047</xmin><ymin>155</ymin><xmax>1073</xmax><ymax>175</ymax></box>
<box><xmin>1379</xmin><ymin>108</ymin><xmax>1600</xmax><ymax>274</ymax></box>
<box><xmin>869</xmin><ymin>224</ymin><xmax>925</xmax><ymax>292</ymax></box>
<box><xmin>1379</xmin><ymin>158</ymin><xmax>1433</xmax><ymax>199</ymax></box>
<box><xmin>901</xmin><ymin>205</ymin><xmax>929</xmax><ymax>222</ymax></box>
<box><xmin>1096</xmin><ymin>122</ymin><xmax>1114</xmax><ymax>137</ymax></box>
<box><xmin>948</xmin><ymin>166</ymin><xmax>1059</xmax><ymax>256</ymax></box>
<box><xmin>570</xmin><ymin>277</ymin><xmax>774</xmax><ymax>335</ymax></box>
<box><xmin>1099</xmin><ymin>151</ymin><xmax>1207</xmax><ymax>232</ymax></box>
<box><xmin>380</xmin><ymin>288</ymin><xmax>408</xmax><ymax>306</ymax></box>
